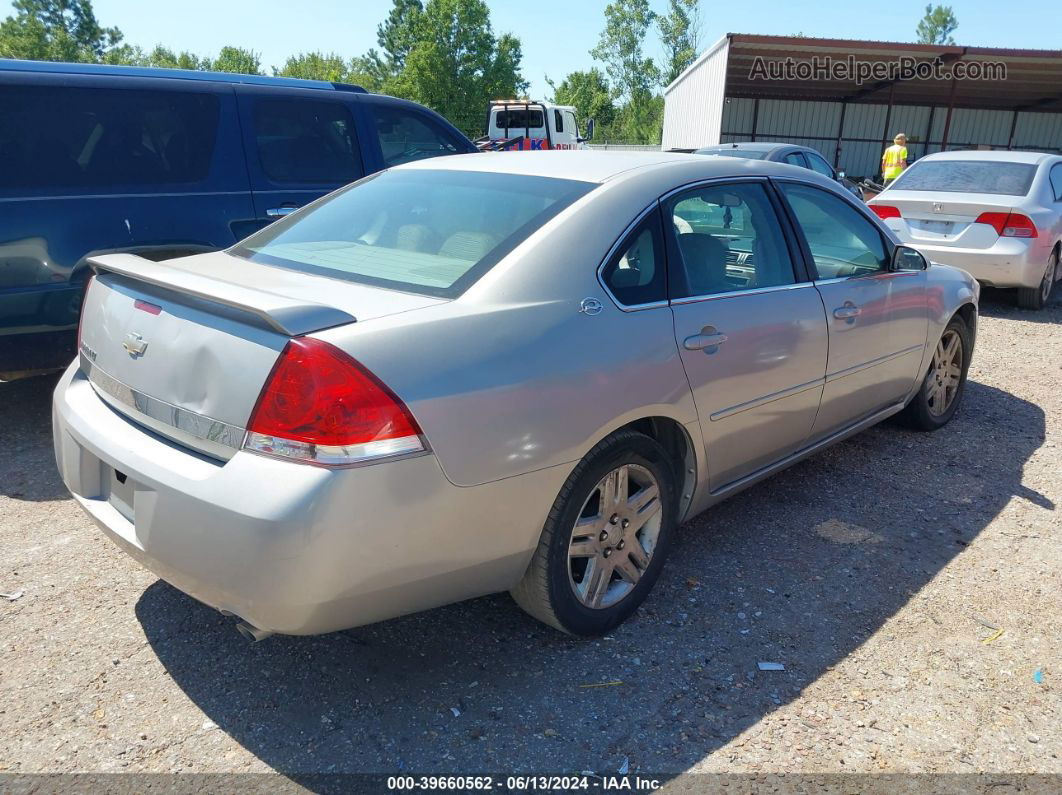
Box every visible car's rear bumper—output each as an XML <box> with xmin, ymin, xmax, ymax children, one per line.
<box><xmin>52</xmin><ymin>363</ymin><xmax>566</xmax><ymax>634</ymax></box>
<box><xmin>905</xmin><ymin>239</ymin><xmax>1043</xmax><ymax>289</ymax></box>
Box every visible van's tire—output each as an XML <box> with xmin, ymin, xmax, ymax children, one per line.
<box><xmin>1016</xmin><ymin>250</ymin><xmax>1057</xmax><ymax>310</ymax></box>
<box><xmin>898</xmin><ymin>315</ymin><xmax>971</xmax><ymax>431</ymax></box>
<box><xmin>511</xmin><ymin>430</ymin><xmax>677</xmax><ymax>636</ymax></box>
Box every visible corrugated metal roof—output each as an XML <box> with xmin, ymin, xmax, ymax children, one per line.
<box><xmin>666</xmin><ymin>34</ymin><xmax>1062</xmax><ymax>112</ymax></box>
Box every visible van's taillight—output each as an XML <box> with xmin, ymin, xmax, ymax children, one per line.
<box><xmin>870</xmin><ymin>204</ymin><xmax>901</xmax><ymax>220</ymax></box>
<box><xmin>76</xmin><ymin>275</ymin><xmax>96</xmax><ymax>353</ymax></box>
<box><xmin>243</xmin><ymin>337</ymin><xmax>424</xmax><ymax>466</ymax></box>
<box><xmin>975</xmin><ymin>211</ymin><xmax>1038</xmax><ymax>238</ymax></box>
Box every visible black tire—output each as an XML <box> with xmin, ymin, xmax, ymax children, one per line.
<box><xmin>510</xmin><ymin>430</ymin><xmax>677</xmax><ymax>636</ymax></box>
<box><xmin>1016</xmin><ymin>250</ymin><xmax>1057</xmax><ymax>310</ymax></box>
<box><xmin>898</xmin><ymin>314</ymin><xmax>971</xmax><ymax>431</ymax></box>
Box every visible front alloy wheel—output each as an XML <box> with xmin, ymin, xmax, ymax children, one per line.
<box><xmin>926</xmin><ymin>328</ymin><xmax>963</xmax><ymax>417</ymax></box>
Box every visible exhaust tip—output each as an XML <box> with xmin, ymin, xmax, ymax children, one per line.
<box><xmin>235</xmin><ymin>620</ymin><xmax>274</xmax><ymax>642</ymax></box>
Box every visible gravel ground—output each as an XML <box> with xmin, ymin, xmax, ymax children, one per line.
<box><xmin>1</xmin><ymin>289</ymin><xmax>1059</xmax><ymax>783</ymax></box>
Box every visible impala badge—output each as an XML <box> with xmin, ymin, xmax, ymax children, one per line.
<box><xmin>123</xmin><ymin>332</ymin><xmax>148</xmax><ymax>357</ymax></box>
<box><xmin>932</xmin><ymin>202</ymin><xmax>943</xmax><ymax>213</ymax></box>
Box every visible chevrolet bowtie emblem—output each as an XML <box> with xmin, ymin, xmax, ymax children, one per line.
<box><xmin>123</xmin><ymin>332</ymin><xmax>148</xmax><ymax>357</ymax></box>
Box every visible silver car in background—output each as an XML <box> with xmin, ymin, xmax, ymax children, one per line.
<box><xmin>53</xmin><ymin>153</ymin><xmax>978</xmax><ymax>639</ymax></box>
<box><xmin>869</xmin><ymin>150</ymin><xmax>1062</xmax><ymax>309</ymax></box>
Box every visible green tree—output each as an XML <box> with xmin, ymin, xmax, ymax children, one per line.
<box><xmin>590</xmin><ymin>0</ymin><xmax>660</xmax><ymax>143</ymax></box>
<box><xmin>916</xmin><ymin>4</ymin><xmax>958</xmax><ymax>45</ymax></box>
<box><xmin>389</xmin><ymin>0</ymin><xmax>527</xmax><ymax>137</ymax></box>
<box><xmin>275</xmin><ymin>51</ymin><xmax>350</xmax><ymax>82</ymax></box>
<box><xmin>657</xmin><ymin>0</ymin><xmax>699</xmax><ymax>86</ymax></box>
<box><xmin>0</xmin><ymin>0</ymin><xmax>123</xmax><ymax>62</ymax></box>
<box><xmin>546</xmin><ymin>68</ymin><xmax>616</xmax><ymax>131</ymax></box>
<box><xmin>207</xmin><ymin>45</ymin><xmax>262</xmax><ymax>75</ymax></box>
<box><xmin>591</xmin><ymin>0</ymin><xmax>659</xmax><ymax>101</ymax></box>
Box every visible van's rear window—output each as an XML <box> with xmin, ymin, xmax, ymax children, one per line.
<box><xmin>891</xmin><ymin>160</ymin><xmax>1037</xmax><ymax>196</ymax></box>
<box><xmin>0</xmin><ymin>85</ymin><xmax>219</xmax><ymax>190</ymax></box>
<box><xmin>232</xmin><ymin>169</ymin><xmax>594</xmax><ymax>298</ymax></box>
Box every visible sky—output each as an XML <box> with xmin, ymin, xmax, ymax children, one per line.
<box><xmin>5</xmin><ymin>0</ymin><xmax>1059</xmax><ymax>99</ymax></box>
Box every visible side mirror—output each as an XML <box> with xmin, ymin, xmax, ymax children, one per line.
<box><xmin>584</xmin><ymin>118</ymin><xmax>595</xmax><ymax>141</ymax></box>
<box><xmin>891</xmin><ymin>244</ymin><xmax>928</xmax><ymax>272</ymax></box>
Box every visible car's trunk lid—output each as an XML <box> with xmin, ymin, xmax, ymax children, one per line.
<box><xmin>80</xmin><ymin>251</ymin><xmax>444</xmax><ymax>460</ymax></box>
<box><xmin>876</xmin><ymin>191</ymin><xmax>1021</xmax><ymax>249</ymax></box>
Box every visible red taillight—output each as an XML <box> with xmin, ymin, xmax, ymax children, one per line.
<box><xmin>76</xmin><ymin>275</ymin><xmax>96</xmax><ymax>353</ymax></box>
<box><xmin>870</xmin><ymin>204</ymin><xmax>901</xmax><ymax>220</ymax></box>
<box><xmin>975</xmin><ymin>211</ymin><xmax>1038</xmax><ymax>238</ymax></box>
<box><xmin>244</xmin><ymin>337</ymin><xmax>424</xmax><ymax>466</ymax></box>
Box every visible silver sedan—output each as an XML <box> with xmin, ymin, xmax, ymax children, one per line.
<box><xmin>869</xmin><ymin>150</ymin><xmax>1062</xmax><ymax>310</ymax></box>
<box><xmin>53</xmin><ymin>152</ymin><xmax>979</xmax><ymax>638</ymax></box>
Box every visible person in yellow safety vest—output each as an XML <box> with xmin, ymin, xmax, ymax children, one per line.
<box><xmin>881</xmin><ymin>133</ymin><xmax>908</xmax><ymax>185</ymax></box>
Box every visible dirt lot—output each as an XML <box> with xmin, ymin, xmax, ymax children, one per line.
<box><xmin>1</xmin><ymin>290</ymin><xmax>1059</xmax><ymax>784</ymax></box>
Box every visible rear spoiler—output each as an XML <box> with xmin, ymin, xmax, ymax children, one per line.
<box><xmin>89</xmin><ymin>253</ymin><xmax>356</xmax><ymax>336</ymax></box>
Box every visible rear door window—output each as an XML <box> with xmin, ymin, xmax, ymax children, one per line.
<box><xmin>1050</xmin><ymin>163</ymin><xmax>1062</xmax><ymax>201</ymax></box>
<box><xmin>0</xmin><ymin>84</ymin><xmax>219</xmax><ymax>190</ymax></box>
<box><xmin>783</xmin><ymin>151</ymin><xmax>808</xmax><ymax>168</ymax></box>
<box><xmin>251</xmin><ymin>99</ymin><xmax>362</xmax><ymax>184</ymax></box>
<box><xmin>805</xmin><ymin>152</ymin><xmax>835</xmax><ymax>178</ymax></box>
<box><xmin>667</xmin><ymin>182</ymin><xmax>796</xmax><ymax>297</ymax></box>
<box><xmin>369</xmin><ymin>105</ymin><xmax>464</xmax><ymax>167</ymax></box>
<box><xmin>891</xmin><ymin>160</ymin><xmax>1036</xmax><ymax>196</ymax></box>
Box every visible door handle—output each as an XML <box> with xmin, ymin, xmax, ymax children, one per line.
<box><xmin>683</xmin><ymin>332</ymin><xmax>729</xmax><ymax>351</ymax></box>
<box><xmin>266</xmin><ymin>205</ymin><xmax>300</xmax><ymax>218</ymax></box>
<box><xmin>833</xmin><ymin>304</ymin><xmax>862</xmax><ymax>319</ymax></box>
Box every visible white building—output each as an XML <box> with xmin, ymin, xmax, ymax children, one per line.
<box><xmin>662</xmin><ymin>34</ymin><xmax>1062</xmax><ymax>179</ymax></box>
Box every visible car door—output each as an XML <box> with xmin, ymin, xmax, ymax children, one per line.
<box><xmin>666</xmin><ymin>179</ymin><xmax>829</xmax><ymax>491</ymax></box>
<box><xmin>360</xmin><ymin>98</ymin><xmax>471</xmax><ymax>169</ymax></box>
<box><xmin>776</xmin><ymin>180</ymin><xmax>929</xmax><ymax>441</ymax></box>
<box><xmin>235</xmin><ymin>85</ymin><xmax>364</xmax><ymax>230</ymax></box>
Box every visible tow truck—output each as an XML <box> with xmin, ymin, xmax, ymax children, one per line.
<box><xmin>476</xmin><ymin>99</ymin><xmax>595</xmax><ymax>152</ymax></box>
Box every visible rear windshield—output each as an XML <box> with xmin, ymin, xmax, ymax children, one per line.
<box><xmin>232</xmin><ymin>169</ymin><xmax>594</xmax><ymax>298</ymax></box>
<box><xmin>697</xmin><ymin>148</ymin><xmax>769</xmax><ymax>160</ymax></box>
<box><xmin>493</xmin><ymin>108</ymin><xmax>544</xmax><ymax>130</ymax></box>
<box><xmin>891</xmin><ymin>160</ymin><xmax>1037</xmax><ymax>196</ymax></box>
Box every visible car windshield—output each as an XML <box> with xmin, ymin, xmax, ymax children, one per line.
<box><xmin>493</xmin><ymin>108</ymin><xmax>544</xmax><ymax>130</ymax></box>
<box><xmin>697</xmin><ymin>149</ymin><xmax>769</xmax><ymax>160</ymax></box>
<box><xmin>232</xmin><ymin>169</ymin><xmax>594</xmax><ymax>298</ymax></box>
<box><xmin>891</xmin><ymin>160</ymin><xmax>1037</xmax><ymax>196</ymax></box>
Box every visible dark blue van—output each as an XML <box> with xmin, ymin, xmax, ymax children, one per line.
<box><xmin>0</xmin><ymin>60</ymin><xmax>477</xmax><ymax>377</ymax></box>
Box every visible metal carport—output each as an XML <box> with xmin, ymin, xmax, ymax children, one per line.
<box><xmin>662</xmin><ymin>34</ymin><xmax>1062</xmax><ymax>179</ymax></box>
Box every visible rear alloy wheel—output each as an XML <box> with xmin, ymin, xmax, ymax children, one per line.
<box><xmin>511</xmin><ymin>430</ymin><xmax>676</xmax><ymax>635</ymax></box>
<box><xmin>898</xmin><ymin>315</ymin><xmax>970</xmax><ymax>431</ymax></box>
<box><xmin>1017</xmin><ymin>250</ymin><xmax>1057</xmax><ymax>310</ymax></box>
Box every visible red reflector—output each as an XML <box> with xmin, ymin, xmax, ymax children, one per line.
<box><xmin>134</xmin><ymin>299</ymin><xmax>162</xmax><ymax>315</ymax></box>
<box><xmin>247</xmin><ymin>338</ymin><xmax>421</xmax><ymax>448</ymax></box>
<box><xmin>870</xmin><ymin>204</ymin><xmax>901</xmax><ymax>220</ymax></box>
<box><xmin>975</xmin><ymin>211</ymin><xmax>1038</xmax><ymax>238</ymax></box>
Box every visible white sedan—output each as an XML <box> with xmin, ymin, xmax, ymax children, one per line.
<box><xmin>869</xmin><ymin>150</ymin><xmax>1062</xmax><ymax>309</ymax></box>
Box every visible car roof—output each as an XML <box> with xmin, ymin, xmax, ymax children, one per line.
<box><xmin>0</xmin><ymin>58</ymin><xmax>366</xmax><ymax>93</ymax></box>
<box><xmin>395</xmin><ymin>150</ymin><xmax>827</xmax><ymax>185</ymax></box>
<box><xmin>919</xmin><ymin>149</ymin><xmax>1058</xmax><ymax>165</ymax></box>
<box><xmin>698</xmin><ymin>142</ymin><xmax>790</xmax><ymax>153</ymax></box>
